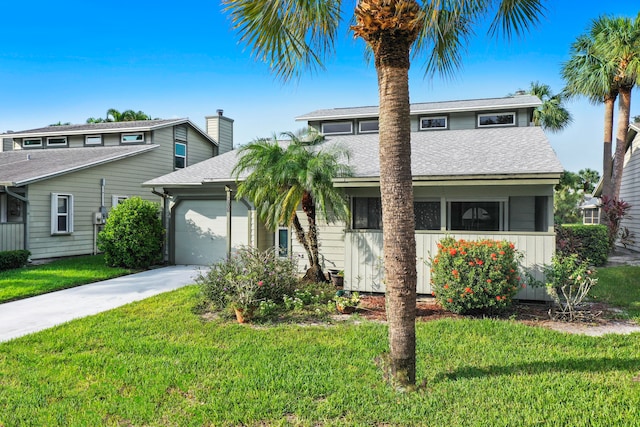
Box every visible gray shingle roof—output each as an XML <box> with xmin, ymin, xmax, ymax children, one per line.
<box><xmin>0</xmin><ymin>145</ymin><xmax>158</xmax><ymax>186</ymax></box>
<box><xmin>1</xmin><ymin>119</ymin><xmax>189</xmax><ymax>138</ymax></box>
<box><xmin>144</xmin><ymin>126</ymin><xmax>562</xmax><ymax>188</ymax></box>
<box><xmin>296</xmin><ymin>95</ymin><xmax>542</xmax><ymax>121</ymax></box>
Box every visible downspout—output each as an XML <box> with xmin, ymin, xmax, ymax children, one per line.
<box><xmin>4</xmin><ymin>186</ymin><xmax>29</xmax><ymax>253</ymax></box>
<box><xmin>151</xmin><ymin>187</ymin><xmax>170</xmax><ymax>263</ymax></box>
<box><xmin>225</xmin><ymin>185</ymin><xmax>232</xmax><ymax>259</ymax></box>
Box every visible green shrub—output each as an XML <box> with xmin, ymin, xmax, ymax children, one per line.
<box><xmin>196</xmin><ymin>247</ymin><xmax>299</xmax><ymax>311</ymax></box>
<box><xmin>429</xmin><ymin>237</ymin><xmax>523</xmax><ymax>314</ymax></box>
<box><xmin>97</xmin><ymin>197</ymin><xmax>164</xmax><ymax>269</ymax></box>
<box><xmin>0</xmin><ymin>250</ymin><xmax>30</xmax><ymax>272</ymax></box>
<box><xmin>530</xmin><ymin>253</ymin><xmax>598</xmax><ymax>321</ymax></box>
<box><xmin>556</xmin><ymin>224</ymin><xmax>608</xmax><ymax>266</ymax></box>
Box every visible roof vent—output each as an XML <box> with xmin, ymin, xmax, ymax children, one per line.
<box><xmin>514</xmin><ymin>90</ymin><xmax>526</xmax><ymax>96</ymax></box>
<box><xmin>216</xmin><ymin>109</ymin><xmax>224</xmax><ymax>117</ymax></box>
<box><xmin>27</xmin><ymin>154</ymin><xmax>31</xmax><ymax>160</ymax></box>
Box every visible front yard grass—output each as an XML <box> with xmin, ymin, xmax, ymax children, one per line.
<box><xmin>0</xmin><ymin>255</ymin><xmax>133</xmax><ymax>304</ymax></box>
<box><xmin>1</xmin><ymin>285</ymin><xmax>639</xmax><ymax>426</ymax></box>
<box><xmin>591</xmin><ymin>265</ymin><xmax>640</xmax><ymax>322</ymax></box>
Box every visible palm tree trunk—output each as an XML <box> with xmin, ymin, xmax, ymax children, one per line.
<box><xmin>375</xmin><ymin>31</ymin><xmax>417</xmax><ymax>388</ymax></box>
<box><xmin>291</xmin><ymin>215</ymin><xmax>314</xmax><ymax>268</ymax></box>
<box><xmin>601</xmin><ymin>95</ymin><xmax>616</xmax><ymax>199</ymax></box>
<box><xmin>611</xmin><ymin>88</ymin><xmax>631</xmax><ymax>198</ymax></box>
<box><xmin>301</xmin><ymin>192</ymin><xmax>326</xmax><ymax>282</ymax></box>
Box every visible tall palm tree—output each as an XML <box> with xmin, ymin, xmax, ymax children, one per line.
<box><xmin>224</xmin><ymin>0</ymin><xmax>545</xmax><ymax>387</ymax></box>
<box><xmin>592</xmin><ymin>14</ymin><xmax>640</xmax><ymax>198</ymax></box>
<box><xmin>562</xmin><ymin>33</ymin><xmax>618</xmax><ymax>199</ymax></box>
<box><xmin>528</xmin><ymin>81</ymin><xmax>572</xmax><ymax>132</ymax></box>
<box><xmin>232</xmin><ymin>129</ymin><xmax>352</xmax><ymax>283</ymax></box>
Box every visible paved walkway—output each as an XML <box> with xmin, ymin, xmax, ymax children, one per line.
<box><xmin>0</xmin><ymin>265</ymin><xmax>203</xmax><ymax>343</ymax></box>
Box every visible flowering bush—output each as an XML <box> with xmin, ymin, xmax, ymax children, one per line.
<box><xmin>197</xmin><ymin>247</ymin><xmax>298</xmax><ymax>311</ymax></box>
<box><xmin>429</xmin><ymin>237</ymin><xmax>523</xmax><ymax>314</ymax></box>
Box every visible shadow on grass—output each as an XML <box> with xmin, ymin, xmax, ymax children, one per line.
<box><xmin>430</xmin><ymin>357</ymin><xmax>640</xmax><ymax>384</ymax></box>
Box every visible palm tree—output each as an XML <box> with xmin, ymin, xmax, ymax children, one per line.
<box><xmin>591</xmin><ymin>14</ymin><xmax>640</xmax><ymax>199</ymax></box>
<box><xmin>528</xmin><ymin>82</ymin><xmax>572</xmax><ymax>132</ymax></box>
<box><xmin>232</xmin><ymin>129</ymin><xmax>352</xmax><ymax>282</ymax></box>
<box><xmin>86</xmin><ymin>109</ymin><xmax>154</xmax><ymax>123</ymax></box>
<box><xmin>224</xmin><ymin>0</ymin><xmax>545</xmax><ymax>387</ymax></box>
<box><xmin>562</xmin><ymin>33</ymin><xmax>619</xmax><ymax>199</ymax></box>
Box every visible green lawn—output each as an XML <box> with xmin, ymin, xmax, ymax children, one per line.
<box><xmin>1</xmin><ymin>284</ymin><xmax>639</xmax><ymax>426</ymax></box>
<box><xmin>592</xmin><ymin>265</ymin><xmax>640</xmax><ymax>322</ymax></box>
<box><xmin>0</xmin><ymin>255</ymin><xmax>133</xmax><ymax>304</ymax></box>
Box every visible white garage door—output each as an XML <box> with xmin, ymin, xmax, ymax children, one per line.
<box><xmin>174</xmin><ymin>200</ymin><xmax>249</xmax><ymax>265</ymax></box>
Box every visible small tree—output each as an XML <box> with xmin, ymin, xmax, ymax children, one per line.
<box><xmin>97</xmin><ymin>197</ymin><xmax>164</xmax><ymax>268</ymax></box>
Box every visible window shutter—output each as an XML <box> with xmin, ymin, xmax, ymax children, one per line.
<box><xmin>50</xmin><ymin>193</ymin><xmax>58</xmax><ymax>234</ymax></box>
<box><xmin>68</xmin><ymin>194</ymin><xmax>74</xmax><ymax>233</ymax></box>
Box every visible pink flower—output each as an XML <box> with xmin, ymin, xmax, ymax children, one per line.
<box><xmin>257</xmin><ymin>281</ymin><xmax>264</xmax><ymax>287</ymax></box>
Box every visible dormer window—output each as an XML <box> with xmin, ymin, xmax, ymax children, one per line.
<box><xmin>47</xmin><ymin>137</ymin><xmax>68</xmax><ymax>147</ymax></box>
<box><xmin>85</xmin><ymin>135</ymin><xmax>102</xmax><ymax>146</ymax></box>
<box><xmin>23</xmin><ymin>138</ymin><xmax>42</xmax><ymax>148</ymax></box>
<box><xmin>321</xmin><ymin>121</ymin><xmax>353</xmax><ymax>135</ymax></box>
<box><xmin>477</xmin><ymin>112</ymin><xmax>516</xmax><ymax>127</ymax></box>
<box><xmin>359</xmin><ymin>120</ymin><xmax>379</xmax><ymax>134</ymax></box>
<box><xmin>121</xmin><ymin>133</ymin><xmax>145</xmax><ymax>143</ymax></box>
<box><xmin>420</xmin><ymin>116</ymin><xmax>448</xmax><ymax>130</ymax></box>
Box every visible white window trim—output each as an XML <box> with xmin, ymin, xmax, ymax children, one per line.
<box><xmin>477</xmin><ymin>112</ymin><xmax>516</xmax><ymax>128</ymax></box>
<box><xmin>358</xmin><ymin>120</ymin><xmax>379</xmax><ymax>134</ymax></box>
<box><xmin>23</xmin><ymin>138</ymin><xmax>42</xmax><ymax>147</ymax></box>
<box><xmin>419</xmin><ymin>116</ymin><xmax>448</xmax><ymax>131</ymax></box>
<box><xmin>51</xmin><ymin>193</ymin><xmax>74</xmax><ymax>235</ymax></box>
<box><xmin>85</xmin><ymin>135</ymin><xmax>102</xmax><ymax>145</ymax></box>
<box><xmin>47</xmin><ymin>137</ymin><xmax>68</xmax><ymax>147</ymax></box>
<box><xmin>276</xmin><ymin>227</ymin><xmax>291</xmax><ymax>258</ymax></box>
<box><xmin>112</xmin><ymin>195</ymin><xmax>129</xmax><ymax>207</ymax></box>
<box><xmin>446</xmin><ymin>198</ymin><xmax>508</xmax><ymax>231</ymax></box>
<box><xmin>321</xmin><ymin>121</ymin><xmax>353</xmax><ymax>135</ymax></box>
<box><xmin>121</xmin><ymin>132</ymin><xmax>145</xmax><ymax>143</ymax></box>
<box><xmin>175</xmin><ymin>142</ymin><xmax>187</xmax><ymax>169</ymax></box>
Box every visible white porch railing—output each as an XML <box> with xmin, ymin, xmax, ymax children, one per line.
<box><xmin>344</xmin><ymin>231</ymin><xmax>555</xmax><ymax>300</ymax></box>
<box><xmin>0</xmin><ymin>223</ymin><xmax>25</xmax><ymax>252</ymax></box>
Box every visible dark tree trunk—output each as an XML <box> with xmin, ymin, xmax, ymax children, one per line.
<box><xmin>300</xmin><ymin>192</ymin><xmax>327</xmax><ymax>282</ymax></box>
<box><xmin>601</xmin><ymin>94</ymin><xmax>616</xmax><ymax>200</ymax></box>
<box><xmin>611</xmin><ymin>87</ymin><xmax>631</xmax><ymax>199</ymax></box>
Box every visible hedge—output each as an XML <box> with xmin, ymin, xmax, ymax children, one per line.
<box><xmin>556</xmin><ymin>224</ymin><xmax>609</xmax><ymax>266</ymax></box>
<box><xmin>0</xmin><ymin>250</ymin><xmax>31</xmax><ymax>272</ymax></box>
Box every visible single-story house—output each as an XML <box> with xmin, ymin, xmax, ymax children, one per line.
<box><xmin>144</xmin><ymin>94</ymin><xmax>563</xmax><ymax>300</ymax></box>
<box><xmin>0</xmin><ymin>112</ymin><xmax>233</xmax><ymax>260</ymax></box>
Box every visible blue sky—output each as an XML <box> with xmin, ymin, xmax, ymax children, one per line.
<box><xmin>0</xmin><ymin>1</ymin><xmax>638</xmax><ymax>173</ymax></box>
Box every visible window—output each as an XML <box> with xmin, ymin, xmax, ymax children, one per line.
<box><xmin>85</xmin><ymin>135</ymin><xmax>102</xmax><ymax>145</ymax></box>
<box><xmin>352</xmin><ymin>198</ymin><xmax>441</xmax><ymax>230</ymax></box>
<box><xmin>174</xmin><ymin>125</ymin><xmax>187</xmax><ymax>169</ymax></box>
<box><xmin>47</xmin><ymin>137</ymin><xmax>67</xmax><ymax>147</ymax></box>
<box><xmin>51</xmin><ymin>193</ymin><xmax>74</xmax><ymax>234</ymax></box>
<box><xmin>112</xmin><ymin>195</ymin><xmax>128</xmax><ymax>207</ymax></box>
<box><xmin>477</xmin><ymin>112</ymin><xmax>516</xmax><ymax>127</ymax></box>
<box><xmin>23</xmin><ymin>138</ymin><xmax>42</xmax><ymax>147</ymax></box>
<box><xmin>583</xmin><ymin>208</ymin><xmax>600</xmax><ymax>225</ymax></box>
<box><xmin>321</xmin><ymin>121</ymin><xmax>353</xmax><ymax>135</ymax></box>
<box><xmin>359</xmin><ymin>120</ymin><xmax>379</xmax><ymax>133</ymax></box>
<box><xmin>0</xmin><ymin>193</ymin><xmax>25</xmax><ymax>223</ymax></box>
<box><xmin>277</xmin><ymin>228</ymin><xmax>290</xmax><ymax>257</ymax></box>
<box><xmin>420</xmin><ymin>116</ymin><xmax>448</xmax><ymax>130</ymax></box>
<box><xmin>414</xmin><ymin>201</ymin><xmax>441</xmax><ymax>230</ymax></box>
<box><xmin>353</xmin><ymin>197</ymin><xmax>382</xmax><ymax>229</ymax></box>
<box><xmin>121</xmin><ymin>133</ymin><xmax>144</xmax><ymax>143</ymax></box>
<box><xmin>449</xmin><ymin>201</ymin><xmax>503</xmax><ymax>231</ymax></box>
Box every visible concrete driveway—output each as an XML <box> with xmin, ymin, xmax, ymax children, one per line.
<box><xmin>0</xmin><ymin>265</ymin><xmax>203</xmax><ymax>343</ymax></box>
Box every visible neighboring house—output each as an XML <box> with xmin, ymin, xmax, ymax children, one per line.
<box><xmin>0</xmin><ymin>112</ymin><xmax>234</xmax><ymax>260</ymax></box>
<box><xmin>580</xmin><ymin>196</ymin><xmax>601</xmax><ymax>225</ymax></box>
<box><xmin>618</xmin><ymin>122</ymin><xmax>640</xmax><ymax>252</ymax></box>
<box><xmin>144</xmin><ymin>94</ymin><xmax>563</xmax><ymax>300</ymax></box>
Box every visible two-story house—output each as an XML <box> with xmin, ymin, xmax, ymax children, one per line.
<box><xmin>0</xmin><ymin>112</ymin><xmax>233</xmax><ymax>260</ymax></box>
<box><xmin>144</xmin><ymin>94</ymin><xmax>563</xmax><ymax>300</ymax></box>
